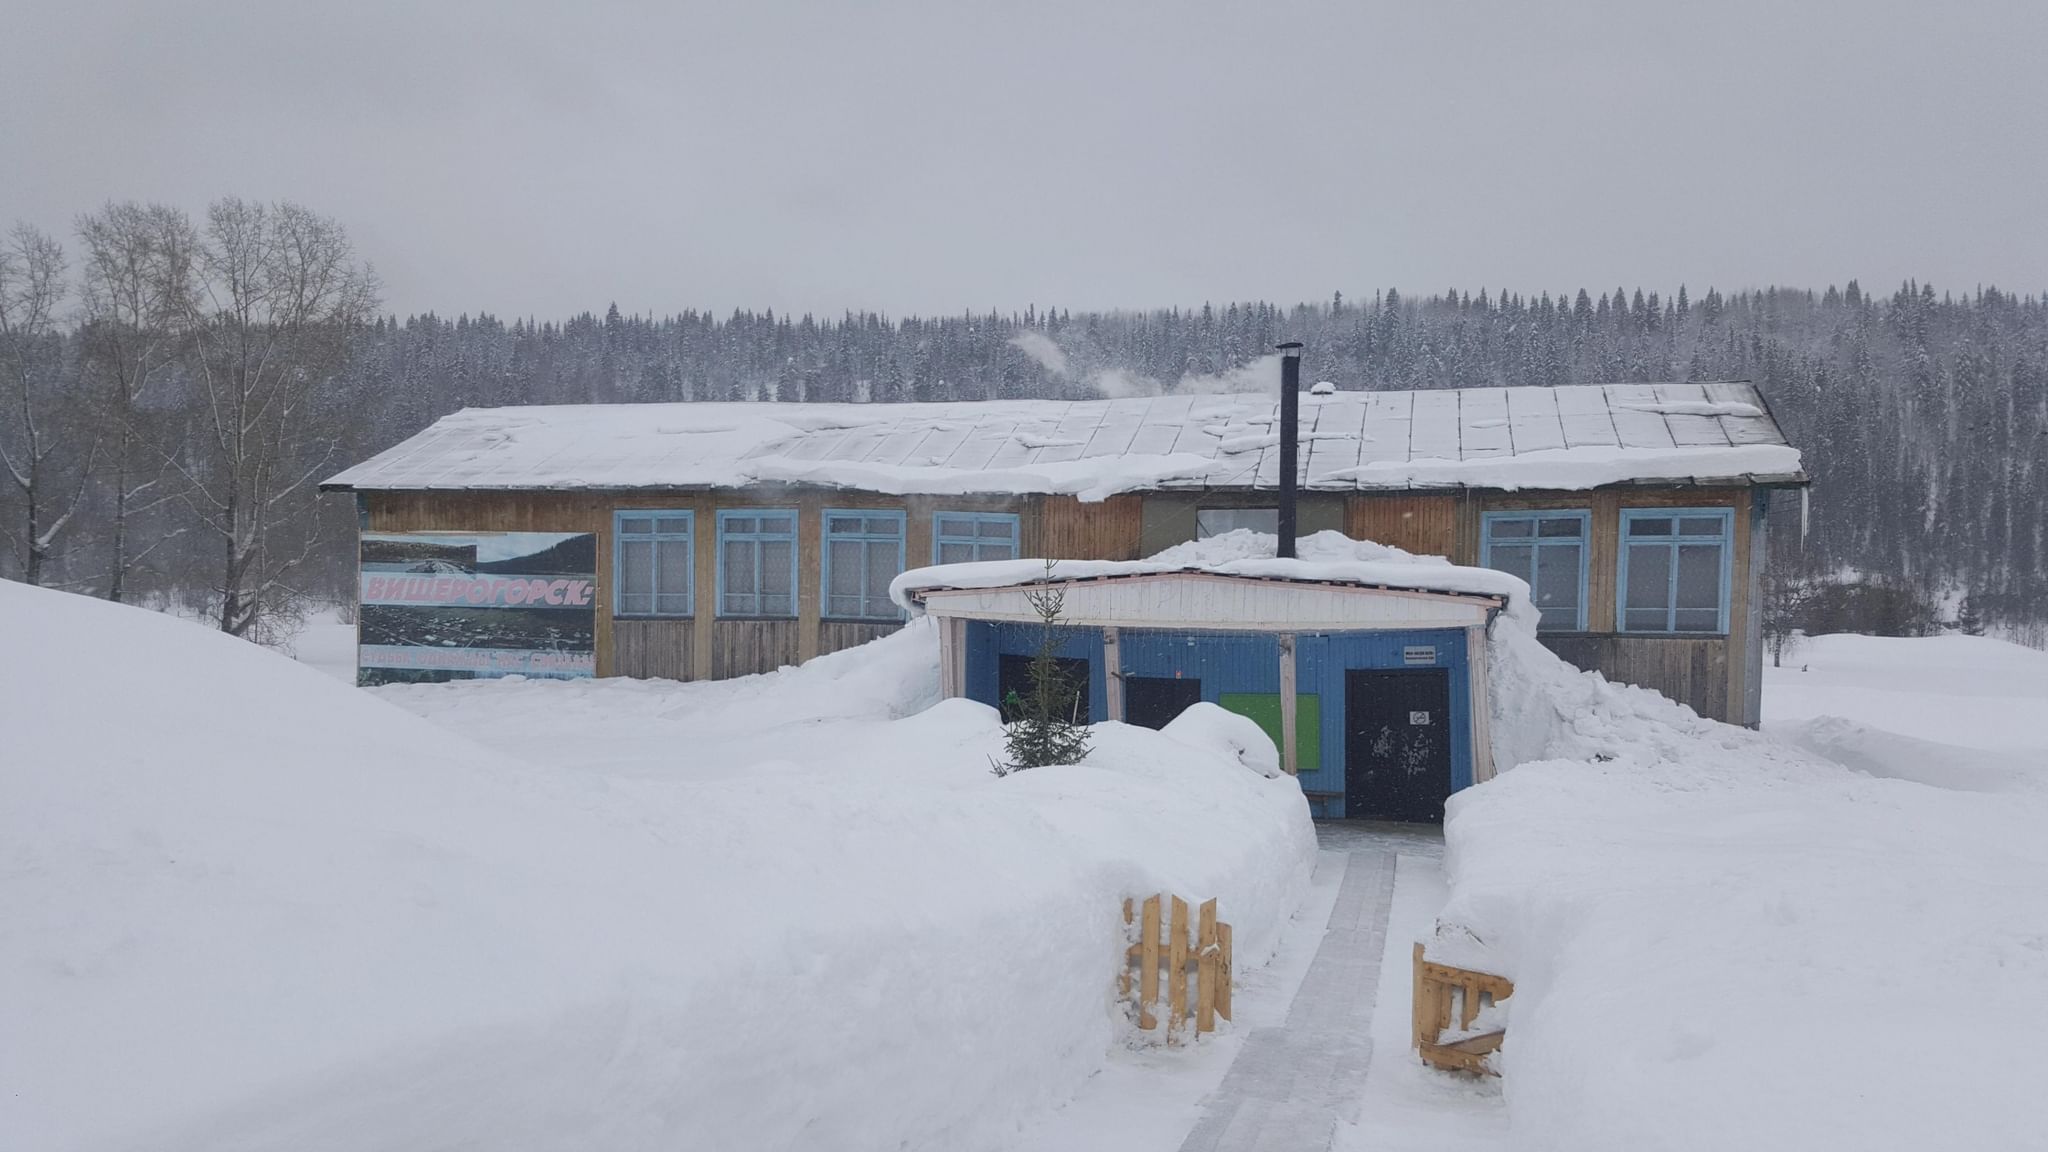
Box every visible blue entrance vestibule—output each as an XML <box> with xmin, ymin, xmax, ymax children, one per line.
<box><xmin>921</xmin><ymin>565</ymin><xmax>1508</xmax><ymax>822</ymax></box>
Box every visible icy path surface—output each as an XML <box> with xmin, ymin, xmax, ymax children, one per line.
<box><xmin>1156</xmin><ymin>823</ymin><xmax>1505</xmax><ymax>1152</ymax></box>
<box><xmin>1177</xmin><ymin>846</ymin><xmax>1394</xmax><ymax>1151</ymax></box>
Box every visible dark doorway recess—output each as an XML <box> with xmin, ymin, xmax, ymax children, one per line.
<box><xmin>1344</xmin><ymin>668</ymin><xmax>1452</xmax><ymax>822</ymax></box>
<box><xmin>997</xmin><ymin>653</ymin><xmax>1091</xmax><ymax>724</ymax></box>
<box><xmin>1125</xmin><ymin>675</ymin><xmax>1203</xmax><ymax>729</ymax></box>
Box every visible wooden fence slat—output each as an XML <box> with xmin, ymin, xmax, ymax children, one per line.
<box><xmin>1196</xmin><ymin>898</ymin><xmax>1218</xmax><ymax>1033</ymax></box>
<box><xmin>1413</xmin><ymin>944</ymin><xmax>1514</xmax><ymax>1076</ymax></box>
<box><xmin>1216</xmin><ymin>922</ymin><xmax>1233</xmax><ymax>1021</ymax></box>
<box><xmin>1120</xmin><ymin>899</ymin><xmax>1134</xmax><ymax>1001</ymax></box>
<box><xmin>1168</xmin><ymin>896</ymin><xmax>1190</xmax><ymax>1044</ymax></box>
<box><xmin>1139</xmin><ymin>896</ymin><xmax>1160</xmax><ymax>1031</ymax></box>
<box><xmin>1121</xmin><ymin>893</ymin><xmax>1233</xmax><ymax>1042</ymax></box>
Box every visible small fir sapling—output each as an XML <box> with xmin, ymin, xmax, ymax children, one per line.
<box><xmin>993</xmin><ymin>560</ymin><xmax>1091</xmax><ymax>776</ymax></box>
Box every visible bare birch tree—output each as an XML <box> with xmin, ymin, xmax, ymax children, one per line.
<box><xmin>177</xmin><ymin>199</ymin><xmax>376</xmax><ymax>637</ymax></box>
<box><xmin>76</xmin><ymin>202</ymin><xmax>197</xmax><ymax>600</ymax></box>
<box><xmin>0</xmin><ymin>224</ymin><xmax>94</xmax><ymax>586</ymax></box>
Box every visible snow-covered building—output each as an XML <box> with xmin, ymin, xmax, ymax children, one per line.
<box><xmin>894</xmin><ymin>531</ymin><xmax>1522</xmax><ymax>820</ymax></box>
<box><xmin>320</xmin><ymin>381</ymin><xmax>1805</xmax><ymax>729</ymax></box>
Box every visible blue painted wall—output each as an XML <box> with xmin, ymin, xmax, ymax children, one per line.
<box><xmin>962</xmin><ymin>620</ymin><xmax>1474</xmax><ymax>820</ymax></box>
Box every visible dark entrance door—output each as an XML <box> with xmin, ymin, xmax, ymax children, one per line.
<box><xmin>997</xmin><ymin>653</ymin><xmax>1091</xmax><ymax>724</ymax></box>
<box><xmin>1125</xmin><ymin>676</ymin><xmax>1203</xmax><ymax>729</ymax></box>
<box><xmin>1344</xmin><ymin>669</ymin><xmax>1453</xmax><ymax>822</ymax></box>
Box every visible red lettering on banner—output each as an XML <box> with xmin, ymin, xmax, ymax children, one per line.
<box><xmin>545</xmin><ymin>579</ymin><xmax>567</xmax><ymax>605</ymax></box>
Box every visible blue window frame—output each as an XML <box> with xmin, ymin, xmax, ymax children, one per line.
<box><xmin>1618</xmin><ymin>508</ymin><xmax>1735</xmax><ymax>634</ymax></box>
<box><xmin>717</xmin><ymin>509</ymin><xmax>797</xmax><ymax>618</ymax></box>
<box><xmin>932</xmin><ymin>511</ymin><xmax>1020</xmax><ymax>565</ymax></box>
<box><xmin>823</xmin><ymin>509</ymin><xmax>907</xmax><ymax>620</ymax></box>
<box><xmin>614</xmin><ymin>509</ymin><xmax>694</xmax><ymax>617</ymax></box>
<box><xmin>1480</xmin><ymin>511</ymin><xmax>1590</xmax><ymax>632</ymax></box>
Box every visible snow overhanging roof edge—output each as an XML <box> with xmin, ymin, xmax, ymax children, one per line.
<box><xmin>318</xmin><ymin>383</ymin><xmax>1809</xmax><ymax>497</ymax></box>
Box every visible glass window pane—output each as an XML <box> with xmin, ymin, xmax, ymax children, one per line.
<box><xmin>722</xmin><ymin>591</ymin><xmax>751</xmax><ymax>615</ymax></box>
<box><xmin>1535</xmin><ymin>544</ymin><xmax>1581</xmax><ymax>626</ymax></box>
<box><xmin>724</xmin><ymin>542</ymin><xmax>755</xmax><ymax>598</ymax></box>
<box><xmin>758</xmin><ymin>515</ymin><xmax>793</xmax><ymax>535</ymax></box>
<box><xmin>828</xmin><ymin>540</ymin><xmax>862</xmax><ymax>596</ymax></box>
<box><xmin>978</xmin><ymin>519</ymin><xmax>1014</xmax><ymax>539</ymax></box>
<box><xmin>1489</xmin><ymin>518</ymin><xmax>1533</xmax><ymax>539</ymax></box>
<box><xmin>937</xmin><ymin>516</ymin><xmax>972</xmax><ymax>538</ymax></box>
<box><xmin>1626</xmin><ymin>544</ymin><xmax>1673</xmax><ymax>613</ymax></box>
<box><xmin>1679</xmin><ymin>516</ymin><xmax>1725</xmax><ymax>537</ymax></box>
<box><xmin>1675</xmin><ymin>544</ymin><xmax>1722</xmax><ymax>611</ymax></box>
<box><xmin>621</xmin><ymin>591</ymin><xmax>654</xmax><ymax>615</ymax></box>
<box><xmin>622</xmin><ymin>540</ymin><xmax>653</xmax><ymax>598</ymax></box>
<box><xmin>1628</xmin><ymin>516</ymin><xmax>1673</xmax><ymax>537</ymax></box>
<box><xmin>980</xmin><ymin>542</ymin><xmax>1014</xmax><ymax>561</ymax></box>
<box><xmin>726</xmin><ymin>516</ymin><xmax>756</xmax><ymax>535</ymax></box>
<box><xmin>656</xmin><ymin>540</ymin><xmax>690</xmax><ymax>596</ymax></box>
<box><xmin>867</xmin><ymin>517</ymin><xmax>900</xmax><ymax>536</ymax></box>
<box><xmin>760</xmin><ymin>541</ymin><xmax>793</xmax><ymax>595</ymax></box>
<box><xmin>1675</xmin><ymin>608</ymin><xmax>1720</xmax><ymax>632</ymax></box>
<box><xmin>655</xmin><ymin>516</ymin><xmax>690</xmax><ymax>534</ymax></box>
<box><xmin>1488</xmin><ymin>543</ymin><xmax>1533</xmax><ymax>583</ymax></box>
<box><xmin>1538</xmin><ymin>516</ymin><xmax>1583</xmax><ymax>539</ymax></box>
<box><xmin>939</xmin><ymin>542</ymin><xmax>973</xmax><ymax>564</ymax></box>
<box><xmin>1196</xmin><ymin>508</ymin><xmax>1278</xmax><ymax>538</ymax></box>
<box><xmin>654</xmin><ymin>592</ymin><xmax>689</xmax><ymax>615</ymax></box>
<box><xmin>828</xmin><ymin>516</ymin><xmax>862</xmax><ymax>535</ymax></box>
<box><xmin>1625</xmin><ymin>608</ymin><xmax>1668</xmax><ymax>631</ymax></box>
<box><xmin>866</xmin><ymin>540</ymin><xmax>900</xmax><ymax>595</ymax></box>
<box><xmin>619</xmin><ymin>516</ymin><xmax>655</xmax><ymax>536</ymax></box>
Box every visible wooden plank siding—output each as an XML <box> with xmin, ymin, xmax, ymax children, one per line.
<box><xmin>820</xmin><ymin>620</ymin><xmax>901</xmax><ymax>655</ymax></box>
<box><xmin>362</xmin><ymin>481</ymin><xmax>1759</xmax><ymax>721</ymax></box>
<box><xmin>1030</xmin><ymin>493</ymin><xmax>1144</xmax><ymax>560</ymax></box>
<box><xmin>614</xmin><ymin>620</ymin><xmax>694</xmax><ymax>680</ymax></box>
<box><xmin>1347</xmin><ymin>494</ymin><xmax>1465</xmax><ymax>559</ymax></box>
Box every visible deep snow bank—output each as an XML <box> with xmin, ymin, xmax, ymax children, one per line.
<box><xmin>1435</xmin><ymin>625</ymin><xmax>2048</xmax><ymax>1150</ymax></box>
<box><xmin>0</xmin><ymin>583</ymin><xmax>1313</xmax><ymax>1152</ymax></box>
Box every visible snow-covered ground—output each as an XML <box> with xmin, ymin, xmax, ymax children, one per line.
<box><xmin>1763</xmin><ymin>632</ymin><xmax>2048</xmax><ymax>792</ymax></box>
<box><xmin>1</xmin><ymin>582</ymin><xmax>1314</xmax><ymax>1152</ymax></box>
<box><xmin>1428</xmin><ymin>629</ymin><xmax>2048</xmax><ymax>1151</ymax></box>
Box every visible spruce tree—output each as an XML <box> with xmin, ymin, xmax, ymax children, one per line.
<box><xmin>994</xmin><ymin>562</ymin><xmax>1092</xmax><ymax>776</ymax></box>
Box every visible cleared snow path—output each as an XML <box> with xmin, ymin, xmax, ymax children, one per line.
<box><xmin>1176</xmin><ymin>829</ymin><xmax>1401</xmax><ymax>1152</ymax></box>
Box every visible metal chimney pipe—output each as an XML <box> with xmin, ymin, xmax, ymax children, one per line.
<box><xmin>1275</xmin><ymin>342</ymin><xmax>1303</xmax><ymax>558</ymax></box>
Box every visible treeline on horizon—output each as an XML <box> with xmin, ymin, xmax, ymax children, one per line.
<box><xmin>3</xmin><ymin>199</ymin><xmax>2044</xmax><ymax>641</ymax></box>
<box><xmin>344</xmin><ymin>281</ymin><xmax>2048</xmax><ymax>634</ymax></box>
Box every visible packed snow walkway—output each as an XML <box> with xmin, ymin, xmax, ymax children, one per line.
<box><xmin>1177</xmin><ymin>825</ymin><xmax>1429</xmax><ymax>1152</ymax></box>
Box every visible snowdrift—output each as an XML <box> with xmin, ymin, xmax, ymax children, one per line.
<box><xmin>0</xmin><ymin>582</ymin><xmax>1314</xmax><ymax>1151</ymax></box>
<box><xmin>1436</xmin><ymin>623</ymin><xmax>2048</xmax><ymax>1150</ymax></box>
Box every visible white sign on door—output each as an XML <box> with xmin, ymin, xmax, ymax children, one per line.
<box><xmin>1409</xmin><ymin>711</ymin><xmax>1431</xmax><ymax>726</ymax></box>
<box><xmin>1403</xmin><ymin>646</ymin><xmax>1436</xmax><ymax>665</ymax></box>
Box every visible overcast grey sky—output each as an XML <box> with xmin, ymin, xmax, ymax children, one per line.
<box><xmin>5</xmin><ymin>0</ymin><xmax>2043</xmax><ymax>319</ymax></box>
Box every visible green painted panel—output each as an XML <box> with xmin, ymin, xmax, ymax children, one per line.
<box><xmin>1218</xmin><ymin>692</ymin><xmax>1321</xmax><ymax>773</ymax></box>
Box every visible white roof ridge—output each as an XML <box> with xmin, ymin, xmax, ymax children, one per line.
<box><xmin>321</xmin><ymin>385</ymin><xmax>1805</xmax><ymax>496</ymax></box>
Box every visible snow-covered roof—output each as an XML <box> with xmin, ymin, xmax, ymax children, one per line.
<box><xmin>893</xmin><ymin>529</ymin><xmax>1536</xmax><ymax>632</ymax></box>
<box><xmin>321</xmin><ymin>382</ymin><xmax>1805</xmax><ymax>498</ymax></box>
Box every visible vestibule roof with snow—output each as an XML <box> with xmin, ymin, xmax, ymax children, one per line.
<box><xmin>892</xmin><ymin>531</ymin><xmax>1521</xmax><ymax>634</ymax></box>
<box><xmin>320</xmin><ymin>382</ymin><xmax>1805</xmax><ymax>497</ymax></box>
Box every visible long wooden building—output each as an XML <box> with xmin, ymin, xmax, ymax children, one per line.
<box><xmin>321</xmin><ymin>381</ymin><xmax>1806</xmax><ymax>727</ymax></box>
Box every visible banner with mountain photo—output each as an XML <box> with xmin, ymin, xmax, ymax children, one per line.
<box><xmin>356</xmin><ymin>531</ymin><xmax>598</xmax><ymax>686</ymax></box>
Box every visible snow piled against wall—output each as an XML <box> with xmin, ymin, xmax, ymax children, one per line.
<box><xmin>1444</xmin><ymin>623</ymin><xmax>2048</xmax><ymax>1149</ymax></box>
<box><xmin>0</xmin><ymin>582</ymin><xmax>1315</xmax><ymax>1152</ymax></box>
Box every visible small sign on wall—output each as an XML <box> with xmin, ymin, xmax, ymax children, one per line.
<box><xmin>1409</xmin><ymin>711</ymin><xmax>1432</xmax><ymax>726</ymax></box>
<box><xmin>1403</xmin><ymin>645</ymin><xmax>1437</xmax><ymax>665</ymax></box>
